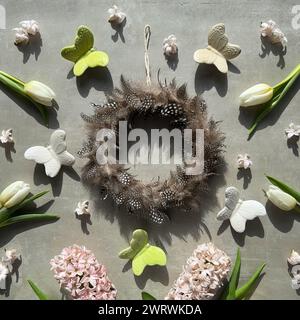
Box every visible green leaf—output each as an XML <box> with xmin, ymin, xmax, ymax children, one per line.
<box><xmin>27</xmin><ymin>280</ymin><xmax>49</xmax><ymax>300</ymax></box>
<box><xmin>0</xmin><ymin>213</ymin><xmax>59</xmax><ymax>229</ymax></box>
<box><xmin>10</xmin><ymin>191</ymin><xmax>49</xmax><ymax>214</ymax></box>
<box><xmin>221</xmin><ymin>248</ymin><xmax>241</xmax><ymax>300</ymax></box>
<box><xmin>266</xmin><ymin>175</ymin><xmax>300</xmax><ymax>203</ymax></box>
<box><xmin>142</xmin><ymin>291</ymin><xmax>157</xmax><ymax>300</ymax></box>
<box><xmin>248</xmin><ymin>66</ymin><xmax>300</xmax><ymax>139</ymax></box>
<box><xmin>0</xmin><ymin>207</ymin><xmax>13</xmax><ymax>224</ymax></box>
<box><xmin>227</xmin><ymin>248</ymin><xmax>241</xmax><ymax>300</ymax></box>
<box><xmin>235</xmin><ymin>263</ymin><xmax>266</xmax><ymax>300</ymax></box>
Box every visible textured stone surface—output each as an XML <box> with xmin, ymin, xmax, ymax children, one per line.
<box><xmin>0</xmin><ymin>0</ymin><xmax>299</xmax><ymax>300</ymax></box>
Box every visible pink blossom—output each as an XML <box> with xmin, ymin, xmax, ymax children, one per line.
<box><xmin>50</xmin><ymin>245</ymin><xmax>117</xmax><ymax>300</ymax></box>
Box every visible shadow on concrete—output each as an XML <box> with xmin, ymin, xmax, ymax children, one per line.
<box><xmin>237</xmin><ymin>168</ymin><xmax>252</xmax><ymax>189</ymax></box>
<box><xmin>0</xmin><ymin>219</ymin><xmax>58</xmax><ymax>247</ymax></box>
<box><xmin>266</xmin><ymin>201</ymin><xmax>300</xmax><ymax>233</ymax></box>
<box><xmin>17</xmin><ymin>33</ymin><xmax>43</xmax><ymax>63</ymax></box>
<box><xmin>238</xmin><ymin>77</ymin><xmax>300</xmax><ymax>136</ymax></box>
<box><xmin>110</xmin><ymin>18</ymin><xmax>126</xmax><ymax>43</ymax></box>
<box><xmin>259</xmin><ymin>36</ymin><xmax>286</xmax><ymax>69</ymax></box>
<box><xmin>195</xmin><ymin>63</ymin><xmax>228</xmax><ymax>97</ymax></box>
<box><xmin>75</xmin><ymin>67</ymin><xmax>113</xmax><ymax>98</ymax></box>
<box><xmin>75</xmin><ymin>212</ymin><xmax>92</xmax><ymax>235</ymax></box>
<box><xmin>287</xmin><ymin>136</ymin><xmax>299</xmax><ymax>157</ymax></box>
<box><xmin>0</xmin><ymin>82</ymin><xmax>59</xmax><ymax>129</ymax></box>
<box><xmin>165</xmin><ymin>51</ymin><xmax>179</xmax><ymax>71</ymax></box>
<box><xmin>217</xmin><ymin>217</ymin><xmax>265</xmax><ymax>247</ymax></box>
<box><xmin>0</xmin><ymin>142</ymin><xmax>16</xmax><ymax>162</ymax></box>
<box><xmin>33</xmin><ymin>164</ymin><xmax>81</xmax><ymax>197</ymax></box>
<box><xmin>134</xmin><ymin>266</ymin><xmax>169</xmax><ymax>289</ymax></box>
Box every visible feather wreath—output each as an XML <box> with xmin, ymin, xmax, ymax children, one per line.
<box><xmin>78</xmin><ymin>76</ymin><xmax>225</xmax><ymax>224</ymax></box>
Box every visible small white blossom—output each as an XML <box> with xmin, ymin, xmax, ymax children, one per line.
<box><xmin>288</xmin><ymin>250</ymin><xmax>300</xmax><ymax>266</ymax></box>
<box><xmin>0</xmin><ymin>129</ymin><xmax>14</xmax><ymax>144</ymax></box>
<box><xmin>163</xmin><ymin>35</ymin><xmax>178</xmax><ymax>57</ymax></box>
<box><xmin>108</xmin><ymin>5</ymin><xmax>126</xmax><ymax>24</ymax></box>
<box><xmin>285</xmin><ymin>123</ymin><xmax>300</xmax><ymax>139</ymax></box>
<box><xmin>3</xmin><ymin>249</ymin><xmax>19</xmax><ymax>265</ymax></box>
<box><xmin>237</xmin><ymin>154</ymin><xmax>252</xmax><ymax>169</ymax></box>
<box><xmin>75</xmin><ymin>201</ymin><xmax>90</xmax><ymax>216</ymax></box>
<box><xmin>13</xmin><ymin>27</ymin><xmax>29</xmax><ymax>45</ymax></box>
<box><xmin>19</xmin><ymin>20</ymin><xmax>40</xmax><ymax>36</ymax></box>
<box><xmin>13</xmin><ymin>20</ymin><xmax>40</xmax><ymax>46</ymax></box>
<box><xmin>260</xmin><ymin>20</ymin><xmax>287</xmax><ymax>46</ymax></box>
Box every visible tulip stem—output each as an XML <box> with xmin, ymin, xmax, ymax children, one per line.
<box><xmin>0</xmin><ymin>71</ymin><xmax>25</xmax><ymax>87</ymax></box>
<box><xmin>0</xmin><ymin>71</ymin><xmax>49</xmax><ymax>126</ymax></box>
<box><xmin>273</xmin><ymin>64</ymin><xmax>300</xmax><ymax>92</ymax></box>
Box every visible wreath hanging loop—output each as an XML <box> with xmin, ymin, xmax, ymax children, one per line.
<box><xmin>78</xmin><ymin>25</ymin><xmax>225</xmax><ymax>224</ymax></box>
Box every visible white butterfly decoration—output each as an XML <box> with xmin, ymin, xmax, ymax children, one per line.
<box><xmin>75</xmin><ymin>200</ymin><xmax>90</xmax><ymax>216</ymax></box>
<box><xmin>217</xmin><ymin>187</ymin><xmax>266</xmax><ymax>233</ymax></box>
<box><xmin>194</xmin><ymin>23</ymin><xmax>241</xmax><ymax>73</ymax></box>
<box><xmin>24</xmin><ymin>130</ymin><xmax>75</xmax><ymax>178</ymax></box>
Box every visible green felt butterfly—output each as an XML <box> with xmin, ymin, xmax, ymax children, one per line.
<box><xmin>61</xmin><ymin>25</ymin><xmax>109</xmax><ymax>77</ymax></box>
<box><xmin>119</xmin><ymin>229</ymin><xmax>167</xmax><ymax>276</ymax></box>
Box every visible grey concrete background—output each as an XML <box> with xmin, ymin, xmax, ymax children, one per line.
<box><xmin>0</xmin><ymin>0</ymin><xmax>299</xmax><ymax>300</ymax></box>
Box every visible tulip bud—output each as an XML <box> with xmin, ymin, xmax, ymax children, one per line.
<box><xmin>239</xmin><ymin>83</ymin><xmax>273</xmax><ymax>107</ymax></box>
<box><xmin>0</xmin><ymin>181</ymin><xmax>30</xmax><ymax>209</ymax></box>
<box><xmin>266</xmin><ymin>185</ymin><xmax>297</xmax><ymax>211</ymax></box>
<box><xmin>24</xmin><ymin>81</ymin><xmax>56</xmax><ymax>107</ymax></box>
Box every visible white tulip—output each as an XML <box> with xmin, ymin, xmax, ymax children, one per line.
<box><xmin>266</xmin><ymin>185</ymin><xmax>297</xmax><ymax>211</ymax></box>
<box><xmin>24</xmin><ymin>81</ymin><xmax>56</xmax><ymax>107</ymax></box>
<box><xmin>239</xmin><ymin>83</ymin><xmax>273</xmax><ymax>107</ymax></box>
<box><xmin>0</xmin><ymin>181</ymin><xmax>30</xmax><ymax>209</ymax></box>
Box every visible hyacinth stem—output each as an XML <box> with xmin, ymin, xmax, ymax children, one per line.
<box><xmin>0</xmin><ymin>70</ymin><xmax>48</xmax><ymax>125</ymax></box>
<box><xmin>248</xmin><ymin>64</ymin><xmax>300</xmax><ymax>140</ymax></box>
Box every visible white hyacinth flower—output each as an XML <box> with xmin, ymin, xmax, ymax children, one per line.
<box><xmin>260</xmin><ymin>20</ymin><xmax>287</xmax><ymax>46</ymax></box>
<box><xmin>75</xmin><ymin>201</ymin><xmax>90</xmax><ymax>216</ymax></box>
<box><xmin>285</xmin><ymin>123</ymin><xmax>300</xmax><ymax>139</ymax></box>
<box><xmin>237</xmin><ymin>154</ymin><xmax>252</xmax><ymax>169</ymax></box>
<box><xmin>108</xmin><ymin>5</ymin><xmax>126</xmax><ymax>24</ymax></box>
<box><xmin>163</xmin><ymin>35</ymin><xmax>178</xmax><ymax>57</ymax></box>
<box><xmin>0</xmin><ymin>129</ymin><xmax>14</xmax><ymax>144</ymax></box>
<box><xmin>3</xmin><ymin>249</ymin><xmax>19</xmax><ymax>265</ymax></box>
<box><xmin>24</xmin><ymin>81</ymin><xmax>56</xmax><ymax>107</ymax></box>
<box><xmin>0</xmin><ymin>181</ymin><xmax>30</xmax><ymax>209</ymax></box>
<box><xmin>288</xmin><ymin>250</ymin><xmax>300</xmax><ymax>266</ymax></box>
<box><xmin>19</xmin><ymin>20</ymin><xmax>40</xmax><ymax>35</ymax></box>
<box><xmin>13</xmin><ymin>27</ymin><xmax>29</xmax><ymax>45</ymax></box>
